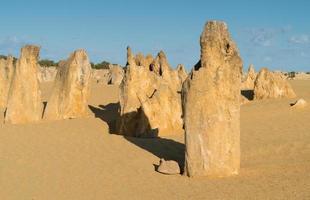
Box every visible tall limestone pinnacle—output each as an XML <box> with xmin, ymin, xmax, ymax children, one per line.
<box><xmin>5</xmin><ymin>45</ymin><xmax>42</xmax><ymax>124</ymax></box>
<box><xmin>0</xmin><ymin>55</ymin><xmax>14</xmax><ymax>108</ymax></box>
<box><xmin>44</xmin><ymin>49</ymin><xmax>92</xmax><ymax>120</ymax></box>
<box><xmin>182</xmin><ymin>21</ymin><xmax>243</xmax><ymax>177</ymax></box>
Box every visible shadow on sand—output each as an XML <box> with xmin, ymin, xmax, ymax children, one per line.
<box><xmin>125</xmin><ymin>136</ymin><xmax>185</xmax><ymax>171</ymax></box>
<box><xmin>89</xmin><ymin>102</ymin><xmax>185</xmax><ymax>171</ymax></box>
<box><xmin>89</xmin><ymin>103</ymin><xmax>120</xmax><ymax>134</ymax></box>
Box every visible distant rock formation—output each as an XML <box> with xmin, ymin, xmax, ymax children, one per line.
<box><xmin>127</xmin><ymin>46</ymin><xmax>154</xmax><ymax>68</ymax></box>
<box><xmin>254</xmin><ymin>68</ymin><xmax>296</xmax><ymax>100</ymax></box>
<box><xmin>182</xmin><ymin>21</ymin><xmax>242</xmax><ymax>177</ymax></box>
<box><xmin>5</xmin><ymin>45</ymin><xmax>43</xmax><ymax>124</ymax></box>
<box><xmin>44</xmin><ymin>49</ymin><xmax>91</xmax><ymax>120</ymax></box>
<box><xmin>118</xmin><ymin>49</ymin><xmax>184</xmax><ymax>137</ymax></box>
<box><xmin>0</xmin><ymin>56</ymin><xmax>14</xmax><ymax>108</ymax></box>
<box><xmin>39</xmin><ymin>66</ymin><xmax>57</xmax><ymax>82</ymax></box>
<box><xmin>92</xmin><ymin>69</ymin><xmax>110</xmax><ymax>83</ymax></box>
<box><xmin>107</xmin><ymin>64</ymin><xmax>124</xmax><ymax>85</ymax></box>
<box><xmin>242</xmin><ymin>64</ymin><xmax>256</xmax><ymax>90</ymax></box>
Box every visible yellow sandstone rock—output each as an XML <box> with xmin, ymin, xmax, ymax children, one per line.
<box><xmin>182</xmin><ymin>21</ymin><xmax>242</xmax><ymax>177</ymax></box>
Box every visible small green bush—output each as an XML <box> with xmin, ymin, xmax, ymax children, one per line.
<box><xmin>38</xmin><ymin>59</ymin><xmax>58</xmax><ymax>67</ymax></box>
<box><xmin>92</xmin><ymin>61</ymin><xmax>110</xmax><ymax>69</ymax></box>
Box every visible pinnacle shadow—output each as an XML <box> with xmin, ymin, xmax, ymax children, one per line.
<box><xmin>89</xmin><ymin>102</ymin><xmax>185</xmax><ymax>171</ymax></box>
<box><xmin>88</xmin><ymin>102</ymin><xmax>120</xmax><ymax>134</ymax></box>
<box><xmin>124</xmin><ymin>136</ymin><xmax>185</xmax><ymax>171</ymax></box>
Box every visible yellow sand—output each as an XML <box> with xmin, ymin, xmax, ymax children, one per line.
<box><xmin>0</xmin><ymin>80</ymin><xmax>309</xmax><ymax>200</ymax></box>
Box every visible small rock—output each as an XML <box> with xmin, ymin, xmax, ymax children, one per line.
<box><xmin>157</xmin><ymin>159</ymin><xmax>180</xmax><ymax>175</ymax></box>
<box><xmin>291</xmin><ymin>98</ymin><xmax>307</xmax><ymax>109</ymax></box>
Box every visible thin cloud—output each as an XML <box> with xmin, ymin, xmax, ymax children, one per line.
<box><xmin>250</xmin><ymin>28</ymin><xmax>274</xmax><ymax>46</ymax></box>
<box><xmin>289</xmin><ymin>34</ymin><xmax>310</xmax><ymax>44</ymax></box>
<box><xmin>0</xmin><ymin>36</ymin><xmax>31</xmax><ymax>55</ymax></box>
<box><xmin>243</xmin><ymin>26</ymin><xmax>292</xmax><ymax>47</ymax></box>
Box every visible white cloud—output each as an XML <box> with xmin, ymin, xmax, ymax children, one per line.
<box><xmin>249</xmin><ymin>28</ymin><xmax>274</xmax><ymax>46</ymax></box>
<box><xmin>289</xmin><ymin>34</ymin><xmax>310</xmax><ymax>44</ymax></box>
<box><xmin>0</xmin><ymin>36</ymin><xmax>28</xmax><ymax>55</ymax></box>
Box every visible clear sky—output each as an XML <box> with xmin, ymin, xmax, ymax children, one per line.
<box><xmin>0</xmin><ymin>0</ymin><xmax>309</xmax><ymax>71</ymax></box>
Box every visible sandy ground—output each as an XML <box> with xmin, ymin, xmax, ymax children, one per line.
<box><xmin>0</xmin><ymin>80</ymin><xmax>309</xmax><ymax>200</ymax></box>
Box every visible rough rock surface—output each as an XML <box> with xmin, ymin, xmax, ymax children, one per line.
<box><xmin>176</xmin><ymin>64</ymin><xmax>188</xmax><ymax>83</ymax></box>
<box><xmin>157</xmin><ymin>159</ymin><xmax>180</xmax><ymax>175</ymax></box>
<box><xmin>242</xmin><ymin>64</ymin><xmax>256</xmax><ymax>90</ymax></box>
<box><xmin>254</xmin><ymin>68</ymin><xmax>296</xmax><ymax>100</ymax></box>
<box><xmin>92</xmin><ymin>69</ymin><xmax>110</xmax><ymax>83</ymax></box>
<box><xmin>39</xmin><ymin>66</ymin><xmax>57</xmax><ymax>82</ymax></box>
<box><xmin>0</xmin><ymin>56</ymin><xmax>14</xmax><ymax>108</ymax></box>
<box><xmin>5</xmin><ymin>45</ymin><xmax>42</xmax><ymax>124</ymax></box>
<box><xmin>118</xmin><ymin>50</ymin><xmax>183</xmax><ymax>137</ymax></box>
<box><xmin>44</xmin><ymin>49</ymin><xmax>91</xmax><ymax>120</ymax></box>
<box><xmin>291</xmin><ymin>98</ymin><xmax>307</xmax><ymax>109</ymax></box>
<box><xmin>182</xmin><ymin>21</ymin><xmax>242</xmax><ymax>177</ymax></box>
<box><xmin>127</xmin><ymin>46</ymin><xmax>154</xmax><ymax>68</ymax></box>
<box><xmin>107</xmin><ymin>64</ymin><xmax>124</xmax><ymax>85</ymax></box>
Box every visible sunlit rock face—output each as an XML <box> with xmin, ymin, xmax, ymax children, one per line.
<box><xmin>241</xmin><ymin>64</ymin><xmax>256</xmax><ymax>90</ymax></box>
<box><xmin>0</xmin><ymin>55</ymin><xmax>14</xmax><ymax>108</ymax></box>
<box><xmin>5</xmin><ymin>45</ymin><xmax>43</xmax><ymax>124</ymax></box>
<box><xmin>44</xmin><ymin>49</ymin><xmax>92</xmax><ymax>120</ymax></box>
<box><xmin>182</xmin><ymin>21</ymin><xmax>242</xmax><ymax>177</ymax></box>
<box><xmin>118</xmin><ymin>49</ymin><xmax>184</xmax><ymax>137</ymax></box>
<box><xmin>254</xmin><ymin>68</ymin><xmax>296</xmax><ymax>100</ymax></box>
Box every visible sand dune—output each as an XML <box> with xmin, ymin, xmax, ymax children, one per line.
<box><xmin>0</xmin><ymin>80</ymin><xmax>309</xmax><ymax>199</ymax></box>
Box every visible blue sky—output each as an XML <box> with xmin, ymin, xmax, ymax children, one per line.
<box><xmin>0</xmin><ymin>0</ymin><xmax>309</xmax><ymax>71</ymax></box>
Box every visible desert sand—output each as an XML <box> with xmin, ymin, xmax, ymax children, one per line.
<box><xmin>0</xmin><ymin>80</ymin><xmax>309</xmax><ymax>200</ymax></box>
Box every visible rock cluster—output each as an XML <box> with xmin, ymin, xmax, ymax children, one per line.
<box><xmin>5</xmin><ymin>45</ymin><xmax>43</xmax><ymax>124</ymax></box>
<box><xmin>182</xmin><ymin>21</ymin><xmax>242</xmax><ymax>177</ymax></box>
<box><xmin>0</xmin><ymin>56</ymin><xmax>14</xmax><ymax>108</ymax></box>
<box><xmin>118</xmin><ymin>47</ymin><xmax>186</xmax><ymax>137</ymax></box>
<box><xmin>254</xmin><ymin>68</ymin><xmax>296</xmax><ymax>100</ymax></box>
<box><xmin>44</xmin><ymin>49</ymin><xmax>92</xmax><ymax>120</ymax></box>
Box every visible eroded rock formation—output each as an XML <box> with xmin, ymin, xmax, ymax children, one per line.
<box><xmin>44</xmin><ymin>49</ymin><xmax>91</xmax><ymax>120</ymax></box>
<box><xmin>176</xmin><ymin>64</ymin><xmax>188</xmax><ymax>83</ymax></box>
<box><xmin>5</xmin><ymin>45</ymin><xmax>42</xmax><ymax>124</ymax></box>
<box><xmin>118</xmin><ymin>50</ymin><xmax>183</xmax><ymax>137</ymax></box>
<box><xmin>39</xmin><ymin>66</ymin><xmax>57</xmax><ymax>82</ymax></box>
<box><xmin>107</xmin><ymin>64</ymin><xmax>124</xmax><ymax>85</ymax></box>
<box><xmin>0</xmin><ymin>56</ymin><xmax>14</xmax><ymax>108</ymax></box>
<box><xmin>182</xmin><ymin>21</ymin><xmax>242</xmax><ymax>177</ymax></box>
<box><xmin>254</xmin><ymin>68</ymin><xmax>296</xmax><ymax>100</ymax></box>
<box><xmin>242</xmin><ymin>64</ymin><xmax>256</xmax><ymax>90</ymax></box>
